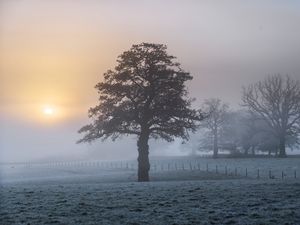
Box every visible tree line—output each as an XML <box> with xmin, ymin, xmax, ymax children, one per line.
<box><xmin>199</xmin><ymin>79</ymin><xmax>300</xmax><ymax>158</ymax></box>
<box><xmin>78</xmin><ymin>43</ymin><xmax>300</xmax><ymax>181</ymax></box>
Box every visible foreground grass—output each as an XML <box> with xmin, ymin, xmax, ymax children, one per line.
<box><xmin>1</xmin><ymin>169</ymin><xmax>299</xmax><ymax>225</ymax></box>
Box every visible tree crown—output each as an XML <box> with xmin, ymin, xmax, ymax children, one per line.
<box><xmin>78</xmin><ymin>43</ymin><xmax>202</xmax><ymax>143</ymax></box>
<box><xmin>242</xmin><ymin>74</ymin><xmax>300</xmax><ymax>138</ymax></box>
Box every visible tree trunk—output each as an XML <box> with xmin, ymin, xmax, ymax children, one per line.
<box><xmin>137</xmin><ymin>131</ymin><xmax>150</xmax><ymax>182</ymax></box>
<box><xmin>278</xmin><ymin>135</ymin><xmax>287</xmax><ymax>157</ymax></box>
<box><xmin>213</xmin><ymin>130</ymin><xmax>218</xmax><ymax>158</ymax></box>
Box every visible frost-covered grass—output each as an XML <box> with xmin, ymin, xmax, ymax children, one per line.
<box><xmin>1</xmin><ymin>162</ymin><xmax>300</xmax><ymax>225</ymax></box>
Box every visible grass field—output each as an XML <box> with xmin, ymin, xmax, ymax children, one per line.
<box><xmin>1</xmin><ymin>157</ymin><xmax>300</xmax><ymax>225</ymax></box>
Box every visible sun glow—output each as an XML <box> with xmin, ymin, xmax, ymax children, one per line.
<box><xmin>43</xmin><ymin>106</ymin><xmax>55</xmax><ymax>116</ymax></box>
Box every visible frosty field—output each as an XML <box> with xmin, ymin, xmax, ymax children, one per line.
<box><xmin>1</xmin><ymin>157</ymin><xmax>300</xmax><ymax>225</ymax></box>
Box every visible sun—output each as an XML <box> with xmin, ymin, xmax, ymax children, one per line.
<box><xmin>43</xmin><ymin>106</ymin><xmax>55</xmax><ymax>116</ymax></box>
<box><xmin>38</xmin><ymin>104</ymin><xmax>63</xmax><ymax>123</ymax></box>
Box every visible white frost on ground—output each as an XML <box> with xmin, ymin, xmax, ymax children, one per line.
<box><xmin>0</xmin><ymin>158</ymin><xmax>300</xmax><ymax>225</ymax></box>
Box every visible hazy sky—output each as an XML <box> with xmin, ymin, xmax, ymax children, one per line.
<box><xmin>1</xmin><ymin>0</ymin><xmax>300</xmax><ymax>162</ymax></box>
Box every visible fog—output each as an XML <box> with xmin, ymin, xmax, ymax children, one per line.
<box><xmin>1</xmin><ymin>0</ymin><xmax>300</xmax><ymax>162</ymax></box>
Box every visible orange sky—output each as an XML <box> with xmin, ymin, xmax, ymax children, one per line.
<box><xmin>0</xmin><ymin>1</ymin><xmax>118</xmax><ymax>122</ymax></box>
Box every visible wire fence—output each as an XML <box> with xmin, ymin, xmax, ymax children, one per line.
<box><xmin>1</xmin><ymin>158</ymin><xmax>299</xmax><ymax>180</ymax></box>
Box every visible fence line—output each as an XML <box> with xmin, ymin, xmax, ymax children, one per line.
<box><xmin>0</xmin><ymin>159</ymin><xmax>298</xmax><ymax>180</ymax></box>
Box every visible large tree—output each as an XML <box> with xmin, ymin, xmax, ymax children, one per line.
<box><xmin>77</xmin><ymin>43</ymin><xmax>202</xmax><ymax>181</ymax></box>
<box><xmin>242</xmin><ymin>75</ymin><xmax>300</xmax><ymax>157</ymax></box>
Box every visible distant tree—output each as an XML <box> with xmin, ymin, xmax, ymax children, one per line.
<box><xmin>219</xmin><ymin>111</ymin><xmax>243</xmax><ymax>155</ymax></box>
<box><xmin>198</xmin><ymin>129</ymin><xmax>214</xmax><ymax>153</ymax></box>
<box><xmin>77</xmin><ymin>43</ymin><xmax>203</xmax><ymax>181</ymax></box>
<box><xmin>200</xmin><ymin>98</ymin><xmax>229</xmax><ymax>158</ymax></box>
<box><xmin>243</xmin><ymin>114</ymin><xmax>278</xmax><ymax>155</ymax></box>
<box><xmin>220</xmin><ymin>110</ymin><xmax>299</xmax><ymax>156</ymax></box>
<box><xmin>232</xmin><ymin>111</ymin><xmax>272</xmax><ymax>155</ymax></box>
<box><xmin>242</xmin><ymin>75</ymin><xmax>300</xmax><ymax>157</ymax></box>
<box><xmin>235</xmin><ymin>112</ymin><xmax>258</xmax><ymax>155</ymax></box>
